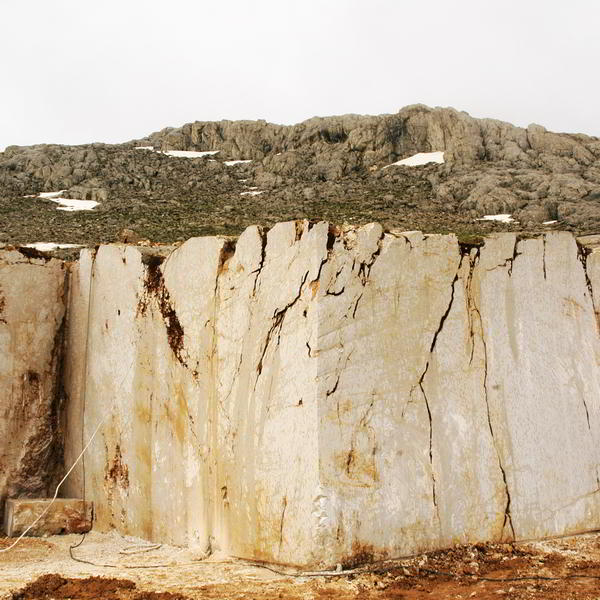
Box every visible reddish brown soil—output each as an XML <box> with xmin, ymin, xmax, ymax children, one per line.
<box><xmin>9</xmin><ymin>575</ymin><xmax>185</xmax><ymax>600</ymax></box>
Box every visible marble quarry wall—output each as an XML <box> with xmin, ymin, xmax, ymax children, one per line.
<box><xmin>2</xmin><ymin>223</ymin><xmax>600</xmax><ymax>569</ymax></box>
<box><xmin>0</xmin><ymin>248</ymin><xmax>67</xmax><ymax>525</ymax></box>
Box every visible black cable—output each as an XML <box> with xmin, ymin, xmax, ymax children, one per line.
<box><xmin>242</xmin><ymin>557</ymin><xmax>600</xmax><ymax>583</ymax></box>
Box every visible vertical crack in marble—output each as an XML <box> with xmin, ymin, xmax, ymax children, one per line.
<box><xmin>468</xmin><ymin>252</ymin><xmax>515</xmax><ymax>541</ymax></box>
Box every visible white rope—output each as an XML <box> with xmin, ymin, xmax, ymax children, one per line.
<box><xmin>0</xmin><ymin>417</ymin><xmax>106</xmax><ymax>553</ymax></box>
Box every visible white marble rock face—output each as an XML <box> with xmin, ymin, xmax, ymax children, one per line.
<box><xmin>0</xmin><ymin>250</ymin><xmax>67</xmax><ymax>526</ymax></box>
<box><xmin>54</xmin><ymin>224</ymin><xmax>600</xmax><ymax>568</ymax></box>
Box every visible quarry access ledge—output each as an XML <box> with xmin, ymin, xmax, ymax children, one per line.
<box><xmin>1</xmin><ymin>221</ymin><xmax>600</xmax><ymax>570</ymax></box>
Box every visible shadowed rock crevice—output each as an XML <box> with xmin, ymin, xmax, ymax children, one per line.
<box><xmin>429</xmin><ymin>274</ymin><xmax>459</xmax><ymax>354</ymax></box>
<box><xmin>251</xmin><ymin>227</ymin><xmax>267</xmax><ymax>296</ymax></box>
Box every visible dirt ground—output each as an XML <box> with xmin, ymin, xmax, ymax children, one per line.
<box><xmin>2</xmin><ymin>531</ymin><xmax>600</xmax><ymax>600</ymax></box>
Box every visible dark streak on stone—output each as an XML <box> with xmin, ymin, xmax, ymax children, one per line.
<box><xmin>340</xmin><ymin>542</ymin><xmax>380</xmax><ymax>570</ymax></box>
<box><xmin>294</xmin><ymin>220</ymin><xmax>304</xmax><ymax>241</ymax></box>
<box><xmin>3</xmin><ymin>301</ymin><xmax>68</xmax><ymax>524</ymax></box>
<box><xmin>458</xmin><ymin>238</ymin><xmax>485</xmax><ymax>256</ymax></box>
<box><xmin>326</xmin><ymin>375</ymin><xmax>340</xmax><ymax>398</ymax></box>
<box><xmin>542</xmin><ymin>236</ymin><xmax>547</xmax><ymax>280</ymax></box>
<box><xmin>416</xmin><ymin>362</ymin><xmax>439</xmax><ymax>519</ymax></box>
<box><xmin>325</xmin><ymin>286</ymin><xmax>345</xmax><ymax>296</ymax></box>
<box><xmin>357</xmin><ymin>229</ymin><xmax>385</xmax><ymax>285</ymax></box>
<box><xmin>576</xmin><ymin>240</ymin><xmax>595</xmax><ymax>299</ymax></box>
<box><xmin>105</xmin><ymin>444</ymin><xmax>130</xmax><ymax>489</ymax></box>
<box><xmin>0</xmin><ymin>290</ymin><xmax>6</xmax><ymax>324</ymax></box>
<box><xmin>138</xmin><ymin>254</ymin><xmax>187</xmax><ymax>368</ymax></box>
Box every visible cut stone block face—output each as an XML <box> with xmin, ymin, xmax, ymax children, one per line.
<box><xmin>63</xmin><ymin>241</ymin><xmax>227</xmax><ymax>549</ymax></box>
<box><xmin>477</xmin><ymin>233</ymin><xmax>600</xmax><ymax>541</ymax></box>
<box><xmin>3</xmin><ymin>498</ymin><xmax>92</xmax><ymax>537</ymax></box>
<box><xmin>60</xmin><ymin>224</ymin><xmax>600</xmax><ymax>569</ymax></box>
<box><xmin>213</xmin><ymin>222</ymin><xmax>326</xmax><ymax>565</ymax></box>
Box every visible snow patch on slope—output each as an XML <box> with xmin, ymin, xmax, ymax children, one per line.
<box><xmin>29</xmin><ymin>191</ymin><xmax>99</xmax><ymax>211</ymax></box>
<box><xmin>24</xmin><ymin>243</ymin><xmax>83</xmax><ymax>251</ymax></box>
<box><xmin>385</xmin><ymin>151</ymin><xmax>445</xmax><ymax>168</ymax></box>
<box><xmin>163</xmin><ymin>150</ymin><xmax>220</xmax><ymax>158</ymax></box>
<box><xmin>476</xmin><ymin>214</ymin><xmax>516</xmax><ymax>224</ymax></box>
<box><xmin>134</xmin><ymin>148</ymin><xmax>220</xmax><ymax>158</ymax></box>
<box><xmin>52</xmin><ymin>198</ymin><xmax>99</xmax><ymax>211</ymax></box>
<box><xmin>225</xmin><ymin>160</ymin><xmax>252</xmax><ymax>166</ymax></box>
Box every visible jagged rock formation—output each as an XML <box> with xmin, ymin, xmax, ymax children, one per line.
<box><xmin>0</xmin><ymin>249</ymin><xmax>67</xmax><ymax>525</ymax></box>
<box><xmin>1</xmin><ymin>105</ymin><xmax>599</xmax><ymax>247</ymax></box>
<box><xmin>41</xmin><ymin>222</ymin><xmax>599</xmax><ymax>567</ymax></box>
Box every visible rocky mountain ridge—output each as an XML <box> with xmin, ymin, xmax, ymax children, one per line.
<box><xmin>1</xmin><ymin>104</ymin><xmax>599</xmax><ymax>245</ymax></box>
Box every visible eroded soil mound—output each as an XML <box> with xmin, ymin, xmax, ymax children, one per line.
<box><xmin>10</xmin><ymin>575</ymin><xmax>185</xmax><ymax>600</ymax></box>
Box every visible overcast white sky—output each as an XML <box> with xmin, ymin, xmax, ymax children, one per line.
<box><xmin>1</xmin><ymin>0</ymin><xmax>598</xmax><ymax>150</ymax></box>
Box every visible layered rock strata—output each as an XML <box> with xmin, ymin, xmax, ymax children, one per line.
<box><xmin>57</xmin><ymin>223</ymin><xmax>600</xmax><ymax>568</ymax></box>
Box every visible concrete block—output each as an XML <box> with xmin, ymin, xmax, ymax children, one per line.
<box><xmin>3</xmin><ymin>498</ymin><xmax>93</xmax><ymax>537</ymax></box>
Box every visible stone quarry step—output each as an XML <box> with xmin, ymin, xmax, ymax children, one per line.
<box><xmin>3</xmin><ymin>499</ymin><xmax>93</xmax><ymax>537</ymax></box>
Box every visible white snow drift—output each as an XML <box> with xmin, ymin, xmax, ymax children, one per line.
<box><xmin>476</xmin><ymin>214</ymin><xmax>516</xmax><ymax>224</ymax></box>
<box><xmin>30</xmin><ymin>191</ymin><xmax>99</xmax><ymax>211</ymax></box>
<box><xmin>225</xmin><ymin>160</ymin><xmax>252</xmax><ymax>166</ymax></box>
<box><xmin>24</xmin><ymin>243</ymin><xmax>83</xmax><ymax>252</ymax></box>
<box><xmin>163</xmin><ymin>150</ymin><xmax>220</xmax><ymax>158</ymax></box>
<box><xmin>135</xmin><ymin>147</ymin><xmax>220</xmax><ymax>159</ymax></box>
<box><xmin>385</xmin><ymin>151</ymin><xmax>445</xmax><ymax>168</ymax></box>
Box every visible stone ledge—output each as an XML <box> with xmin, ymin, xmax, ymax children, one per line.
<box><xmin>3</xmin><ymin>499</ymin><xmax>93</xmax><ymax>537</ymax></box>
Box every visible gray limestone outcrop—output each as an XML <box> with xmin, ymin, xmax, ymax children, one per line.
<box><xmin>1</xmin><ymin>105</ymin><xmax>599</xmax><ymax>246</ymax></box>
